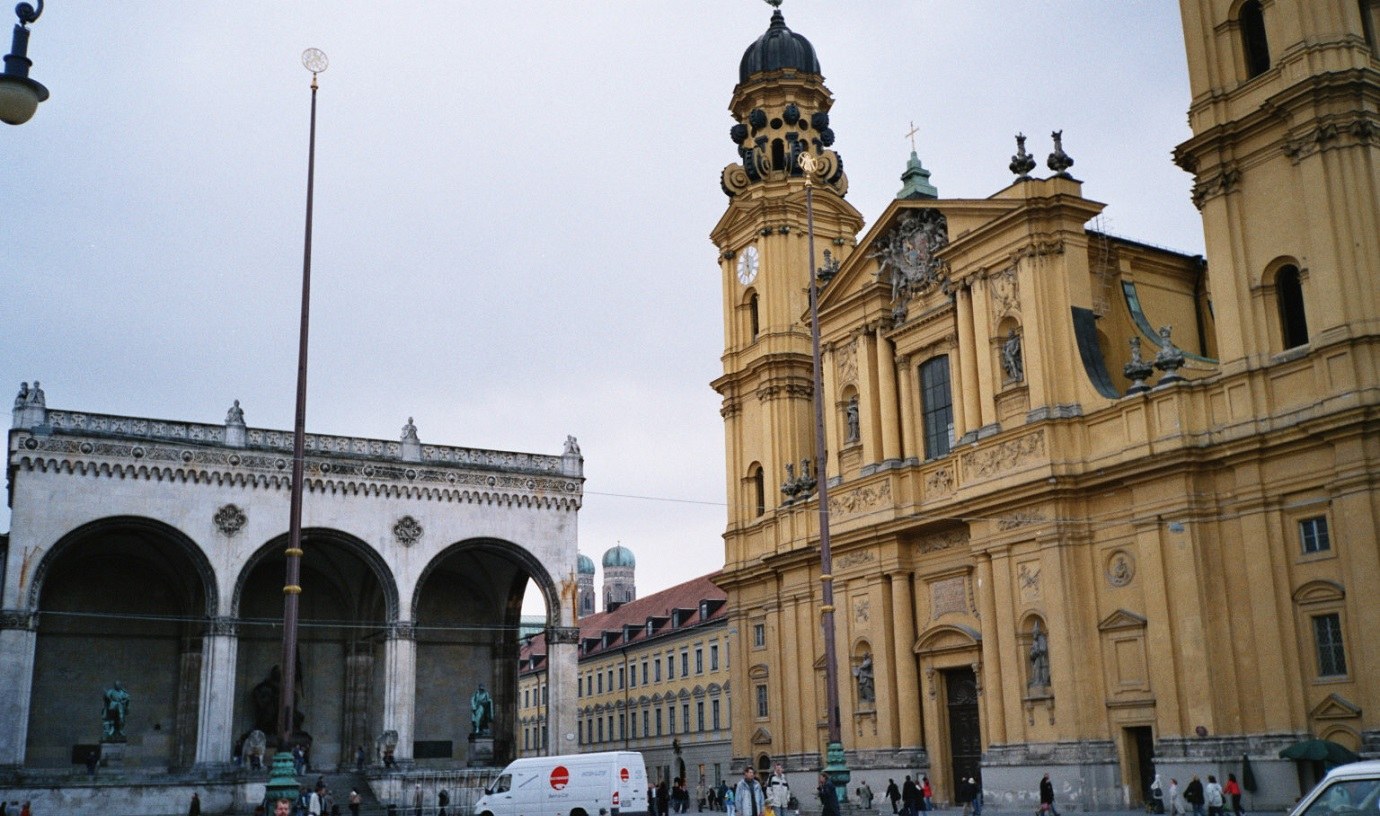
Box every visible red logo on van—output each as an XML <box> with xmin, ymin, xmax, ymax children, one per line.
<box><xmin>620</xmin><ymin>768</ymin><xmax>630</xmax><ymax>782</ymax></box>
<box><xmin>550</xmin><ymin>765</ymin><xmax>570</xmax><ymax>790</ymax></box>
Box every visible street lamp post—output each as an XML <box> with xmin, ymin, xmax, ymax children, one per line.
<box><xmin>798</xmin><ymin>151</ymin><xmax>850</xmax><ymax>801</ymax></box>
<box><xmin>265</xmin><ymin>47</ymin><xmax>328</xmax><ymax>810</ymax></box>
<box><xmin>0</xmin><ymin>0</ymin><xmax>49</xmax><ymax>125</ymax></box>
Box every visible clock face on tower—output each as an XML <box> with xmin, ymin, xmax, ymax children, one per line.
<box><xmin>736</xmin><ymin>244</ymin><xmax>760</xmax><ymax>285</ymax></box>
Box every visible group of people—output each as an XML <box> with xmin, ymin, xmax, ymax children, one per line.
<box><xmin>1154</xmin><ymin>774</ymin><xmax>1246</xmax><ymax>816</ymax></box>
<box><xmin>646</xmin><ymin>778</ymin><xmax>695</xmax><ymax>815</ymax></box>
<box><xmin>884</xmin><ymin>775</ymin><xmax>938</xmax><ymax>816</ymax></box>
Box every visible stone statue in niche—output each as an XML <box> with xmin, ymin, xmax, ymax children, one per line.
<box><xmin>470</xmin><ymin>684</ymin><xmax>494</xmax><ymax>736</ymax></box>
<box><xmin>102</xmin><ymin>681</ymin><xmax>130</xmax><ymax>741</ymax></box>
<box><xmin>853</xmin><ymin>653</ymin><xmax>876</xmax><ymax>703</ymax></box>
<box><xmin>1001</xmin><ymin>329</ymin><xmax>1024</xmax><ymax>382</ymax></box>
<box><xmin>845</xmin><ymin>397</ymin><xmax>860</xmax><ymax>443</ymax></box>
<box><xmin>1028</xmin><ymin>620</ymin><xmax>1050</xmax><ymax>689</ymax></box>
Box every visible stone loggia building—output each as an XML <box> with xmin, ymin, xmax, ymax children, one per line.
<box><xmin>1</xmin><ymin>389</ymin><xmax>584</xmax><ymax>778</ymax></box>
<box><xmin>713</xmin><ymin>3</ymin><xmax>1380</xmax><ymax>812</ymax></box>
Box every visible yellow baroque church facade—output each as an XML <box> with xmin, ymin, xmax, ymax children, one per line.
<box><xmin>711</xmin><ymin>2</ymin><xmax>1380</xmax><ymax>812</ymax></box>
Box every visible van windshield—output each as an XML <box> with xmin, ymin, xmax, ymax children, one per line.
<box><xmin>488</xmin><ymin>774</ymin><xmax>512</xmax><ymax>795</ymax></box>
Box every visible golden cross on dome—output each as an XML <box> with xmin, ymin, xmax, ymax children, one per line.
<box><xmin>906</xmin><ymin>121</ymin><xmax>920</xmax><ymax>153</ymax></box>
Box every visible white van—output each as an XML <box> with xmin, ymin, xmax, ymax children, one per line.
<box><xmin>1289</xmin><ymin>760</ymin><xmax>1380</xmax><ymax>816</ymax></box>
<box><xmin>475</xmin><ymin>751</ymin><xmax>649</xmax><ymax>816</ymax></box>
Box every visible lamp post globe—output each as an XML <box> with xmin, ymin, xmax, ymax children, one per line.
<box><xmin>0</xmin><ymin>0</ymin><xmax>48</xmax><ymax>125</ymax></box>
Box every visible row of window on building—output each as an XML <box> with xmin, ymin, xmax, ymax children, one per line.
<box><xmin>578</xmin><ymin>641</ymin><xmax>723</xmax><ymax>697</ymax></box>
<box><xmin>578</xmin><ymin>697</ymin><xmax>727</xmax><ymax>746</ymax></box>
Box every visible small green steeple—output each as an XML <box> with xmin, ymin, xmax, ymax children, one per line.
<box><xmin>897</xmin><ymin>151</ymin><xmax>938</xmax><ymax>199</ymax></box>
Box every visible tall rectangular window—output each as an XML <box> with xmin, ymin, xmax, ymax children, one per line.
<box><xmin>578</xmin><ymin>677</ymin><xmax>583</xmax><ymax>697</ymax></box>
<box><xmin>631</xmin><ymin>711</ymin><xmax>637</xmax><ymax>738</ymax></box>
<box><xmin>682</xmin><ymin>703</ymin><xmax>690</xmax><ymax>733</ymax></box>
<box><xmin>697</xmin><ymin>701</ymin><xmax>705</xmax><ymax>732</ymax></box>
<box><xmin>695</xmin><ymin>647</ymin><xmax>704</xmax><ymax>674</ymax></box>
<box><xmin>755</xmin><ymin>684</ymin><xmax>769</xmax><ymax>718</ymax></box>
<box><xmin>542</xmin><ymin>685</ymin><xmax>547</xmax><ymax>704</ymax></box>
<box><xmin>712</xmin><ymin>699</ymin><xmax>721</xmax><ymax>730</ymax></box>
<box><xmin>920</xmin><ymin>356</ymin><xmax>954</xmax><ymax>459</ymax></box>
<box><xmin>598</xmin><ymin>719</ymin><xmax>604</xmax><ymax>742</ymax></box>
<box><xmin>630</xmin><ymin>664</ymin><xmax>637</xmax><ymax>687</ymax></box>
<box><xmin>644</xmin><ymin>709</ymin><xmax>651</xmax><ymax>738</ymax></box>
<box><xmin>710</xmin><ymin>643</ymin><xmax>720</xmax><ymax>671</ymax></box>
<box><xmin>619</xmin><ymin>713</ymin><xmax>626</xmax><ymax>739</ymax></box>
<box><xmin>753</xmin><ymin>623</ymin><xmax>766</xmax><ymax>648</ymax></box>
<box><xmin>1314</xmin><ymin>613</ymin><xmax>1347</xmax><ymax>676</ymax></box>
<box><xmin>619</xmin><ymin>666</ymin><xmax>625</xmax><ymax>689</ymax></box>
<box><xmin>655</xmin><ymin>658</ymin><xmax>662</xmax><ymax>682</ymax></box>
<box><xmin>656</xmin><ymin>708</ymin><xmax>663</xmax><ymax>736</ymax></box>
<box><xmin>597</xmin><ymin>673</ymin><xmax>604</xmax><ymax>694</ymax></box>
<box><xmin>524</xmin><ymin>689</ymin><xmax>530</xmax><ymax>708</ymax></box>
<box><xmin>578</xmin><ymin>721</ymin><xmax>584</xmax><ymax>744</ymax></box>
<box><xmin>681</xmin><ymin>649</ymin><xmax>689</xmax><ymax>676</ymax></box>
<box><xmin>667</xmin><ymin>655</ymin><xmax>675</xmax><ymax>679</ymax></box>
<box><xmin>1300</xmin><ymin>516</ymin><xmax>1331</xmax><ymax>554</ymax></box>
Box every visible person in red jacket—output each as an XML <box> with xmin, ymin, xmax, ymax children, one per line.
<box><xmin>1224</xmin><ymin>774</ymin><xmax>1244</xmax><ymax>816</ymax></box>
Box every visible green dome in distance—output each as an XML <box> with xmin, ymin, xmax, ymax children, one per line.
<box><xmin>602</xmin><ymin>545</ymin><xmax>636</xmax><ymax>568</ymax></box>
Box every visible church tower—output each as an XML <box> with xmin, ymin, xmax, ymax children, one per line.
<box><xmin>576</xmin><ymin>553</ymin><xmax>596</xmax><ymax>619</ymax></box>
<box><xmin>1174</xmin><ymin>1</ymin><xmax>1380</xmax><ymax>367</ymax></box>
<box><xmin>710</xmin><ymin>6</ymin><xmax>865</xmax><ymax>547</ymax></box>
<box><xmin>601</xmin><ymin>545</ymin><xmax>636</xmax><ymax>612</ymax></box>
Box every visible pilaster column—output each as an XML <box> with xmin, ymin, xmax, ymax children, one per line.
<box><xmin>954</xmin><ymin>285</ymin><xmax>979</xmax><ymax>438</ymax></box>
<box><xmin>896</xmin><ymin>356</ymin><xmax>916</xmax><ymax>460</ymax></box>
<box><xmin>975</xmin><ymin>555</ymin><xmax>1006</xmax><ymax>745</ymax></box>
<box><xmin>889</xmin><ymin>573</ymin><xmax>922</xmax><ymax>748</ymax></box>
<box><xmin>195</xmin><ymin>617</ymin><xmax>239</xmax><ymax>766</ymax></box>
<box><xmin>0</xmin><ymin>611</ymin><xmax>38</xmax><ymax>767</ymax></box>
<box><xmin>546</xmin><ymin>623</ymin><xmax>580</xmax><ymax>750</ymax></box>
<box><xmin>876</xmin><ymin>328</ymin><xmax>901</xmax><ymax>462</ymax></box>
<box><xmin>383</xmin><ymin>621</ymin><xmax>417</xmax><ymax>762</ymax></box>
<box><xmin>822</xmin><ymin>343</ymin><xmax>842</xmax><ymax>478</ymax></box>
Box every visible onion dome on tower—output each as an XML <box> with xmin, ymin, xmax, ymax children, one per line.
<box><xmin>721</xmin><ymin>5</ymin><xmax>848</xmax><ymax>198</ymax></box>
<box><xmin>601</xmin><ymin>544</ymin><xmax>636</xmax><ymax>612</ymax></box>
<box><xmin>576</xmin><ymin>553</ymin><xmax>596</xmax><ymax>618</ymax></box>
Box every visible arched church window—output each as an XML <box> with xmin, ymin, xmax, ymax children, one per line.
<box><xmin>749</xmin><ymin>293</ymin><xmax>760</xmax><ymax>342</ymax></box>
<box><xmin>771</xmin><ymin>139</ymin><xmax>785</xmax><ymax>172</ymax></box>
<box><xmin>1276</xmin><ymin>265</ymin><xmax>1308</xmax><ymax>349</ymax></box>
<box><xmin>1239</xmin><ymin>0</ymin><xmax>1271</xmax><ymax>78</ymax></box>
<box><xmin>749</xmin><ymin>463</ymin><xmax>766</xmax><ymax>517</ymax></box>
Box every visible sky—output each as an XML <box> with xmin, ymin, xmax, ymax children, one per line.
<box><xmin>2</xmin><ymin>2</ymin><xmax>1205</xmax><ymax>613</ymax></box>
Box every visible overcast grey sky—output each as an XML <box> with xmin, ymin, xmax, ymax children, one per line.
<box><xmin>2</xmin><ymin>2</ymin><xmax>1203</xmax><ymax>611</ymax></box>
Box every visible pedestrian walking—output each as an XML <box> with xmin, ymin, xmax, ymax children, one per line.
<box><xmin>767</xmin><ymin>765</ymin><xmax>791</xmax><ymax>816</ymax></box>
<box><xmin>356</xmin><ymin>746</ymin><xmax>366</xmax><ymax>772</ymax></box>
<box><xmin>735</xmin><ymin>768</ymin><xmax>765</xmax><ymax>816</ymax></box>
<box><xmin>970</xmin><ymin>779</ymin><xmax>983</xmax><ymax>816</ymax></box>
<box><xmin>1169</xmin><ymin>779</ymin><xmax>1182</xmax><ymax>816</ymax></box>
<box><xmin>886</xmin><ymin>780</ymin><xmax>901</xmax><ymax>815</ymax></box>
<box><xmin>1185</xmin><ymin>776</ymin><xmax>1205</xmax><ymax>816</ymax></box>
<box><xmin>189</xmin><ymin>793</ymin><xmax>202</xmax><ymax>816</ymax></box>
<box><xmin>1205</xmin><ymin>776</ymin><xmax>1224</xmax><ymax>816</ymax></box>
<box><xmin>859</xmin><ymin>781</ymin><xmax>874</xmax><ymax>811</ymax></box>
<box><xmin>902</xmin><ymin>776</ymin><xmax>920</xmax><ymax>816</ymax></box>
<box><xmin>1039</xmin><ymin>773</ymin><xmax>1060</xmax><ymax>816</ymax></box>
<box><xmin>818</xmin><ymin>774</ymin><xmax>840</xmax><ymax>816</ymax></box>
<box><xmin>1224</xmin><ymin>774</ymin><xmax>1244</xmax><ymax>816</ymax></box>
<box><xmin>349</xmin><ymin>790</ymin><xmax>362</xmax><ymax>816</ymax></box>
<box><xmin>921</xmin><ymin>777</ymin><xmax>934</xmax><ymax>813</ymax></box>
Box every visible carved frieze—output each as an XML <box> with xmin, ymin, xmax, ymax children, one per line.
<box><xmin>925</xmin><ymin>467</ymin><xmax>954</xmax><ymax>497</ymax></box>
<box><xmin>916</xmin><ymin>529</ymin><xmax>967</xmax><ymax>554</ymax></box>
<box><xmin>853</xmin><ymin>597</ymin><xmax>871</xmax><ymax>623</ymax></box>
<box><xmin>836</xmin><ymin>550</ymin><xmax>876</xmax><ymax>569</ymax></box>
<box><xmin>997</xmin><ymin>511</ymin><xmax>1047</xmax><ymax>530</ymax></box>
<box><xmin>828</xmin><ymin>480</ymin><xmax>892</xmax><ymax>519</ymax></box>
<box><xmin>960</xmin><ymin>431</ymin><xmax>1045</xmax><ymax>480</ymax></box>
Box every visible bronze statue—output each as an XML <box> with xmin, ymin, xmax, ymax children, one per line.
<box><xmin>470</xmin><ymin>684</ymin><xmax>494</xmax><ymax>736</ymax></box>
<box><xmin>102</xmin><ymin>681</ymin><xmax>130</xmax><ymax>741</ymax></box>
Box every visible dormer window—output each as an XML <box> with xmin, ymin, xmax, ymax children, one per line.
<box><xmin>647</xmin><ymin>620</ymin><xmax>655</xmax><ymax>636</ymax></box>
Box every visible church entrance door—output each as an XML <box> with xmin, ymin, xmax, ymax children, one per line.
<box><xmin>944</xmin><ymin>667</ymin><xmax>981</xmax><ymax>798</ymax></box>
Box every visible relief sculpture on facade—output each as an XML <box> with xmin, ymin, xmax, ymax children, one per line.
<box><xmin>960</xmin><ymin>430</ymin><xmax>1045</xmax><ymax>480</ymax></box>
<box><xmin>828</xmin><ymin>480</ymin><xmax>892</xmax><ymax>518</ymax></box>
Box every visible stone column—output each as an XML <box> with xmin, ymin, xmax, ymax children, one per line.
<box><xmin>176</xmin><ymin>647</ymin><xmax>204</xmax><ymax>768</ymax></box>
<box><xmin>545</xmin><ymin>624</ymin><xmax>580</xmax><ymax>751</ymax></box>
<box><xmin>195</xmin><ymin>617</ymin><xmax>239</xmax><ymax>767</ymax></box>
<box><xmin>383</xmin><ymin>622</ymin><xmax>417</xmax><ymax>764</ymax></box>
<box><xmin>0</xmin><ymin>611</ymin><xmax>38</xmax><ymax>767</ymax></box>
<box><xmin>343</xmin><ymin>646</ymin><xmax>375</xmax><ymax>762</ymax></box>
<box><xmin>975</xmin><ymin>554</ymin><xmax>1006</xmax><ymax>745</ymax></box>
<box><xmin>896</xmin><ymin>355</ymin><xmax>916</xmax><ymax>460</ymax></box>
<box><xmin>889</xmin><ymin>573</ymin><xmax>922</xmax><ymax>749</ymax></box>
<box><xmin>954</xmin><ymin>284</ymin><xmax>979</xmax><ymax>439</ymax></box>
<box><xmin>876</xmin><ymin>328</ymin><xmax>902</xmax><ymax>463</ymax></box>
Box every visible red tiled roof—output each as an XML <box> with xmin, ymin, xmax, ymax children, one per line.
<box><xmin>519</xmin><ymin>572</ymin><xmax>726</xmax><ymax>673</ymax></box>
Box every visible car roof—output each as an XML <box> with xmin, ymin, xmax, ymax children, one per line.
<box><xmin>1324</xmin><ymin>760</ymin><xmax>1380</xmax><ymax>780</ymax></box>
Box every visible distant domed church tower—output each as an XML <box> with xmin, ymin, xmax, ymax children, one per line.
<box><xmin>575</xmin><ymin>553</ymin><xmax>596</xmax><ymax>618</ymax></box>
<box><xmin>601</xmin><ymin>545</ymin><xmax>636</xmax><ymax>611</ymax></box>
